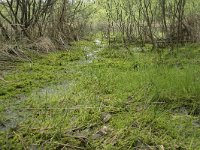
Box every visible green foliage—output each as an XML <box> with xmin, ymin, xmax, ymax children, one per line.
<box><xmin>0</xmin><ymin>41</ymin><xmax>200</xmax><ymax>149</ymax></box>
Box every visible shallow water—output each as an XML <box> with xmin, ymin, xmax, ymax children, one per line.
<box><xmin>0</xmin><ymin>40</ymin><xmax>102</xmax><ymax>131</ymax></box>
<box><xmin>0</xmin><ymin>82</ymin><xmax>72</xmax><ymax>131</ymax></box>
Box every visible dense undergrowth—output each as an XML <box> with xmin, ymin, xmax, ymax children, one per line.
<box><xmin>0</xmin><ymin>40</ymin><xmax>200</xmax><ymax>149</ymax></box>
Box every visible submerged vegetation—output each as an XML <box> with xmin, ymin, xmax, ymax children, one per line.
<box><xmin>0</xmin><ymin>40</ymin><xmax>200</xmax><ymax>149</ymax></box>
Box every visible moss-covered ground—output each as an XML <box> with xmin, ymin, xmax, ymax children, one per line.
<box><xmin>0</xmin><ymin>40</ymin><xmax>200</xmax><ymax>149</ymax></box>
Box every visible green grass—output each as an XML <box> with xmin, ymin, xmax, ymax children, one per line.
<box><xmin>0</xmin><ymin>41</ymin><xmax>200</xmax><ymax>149</ymax></box>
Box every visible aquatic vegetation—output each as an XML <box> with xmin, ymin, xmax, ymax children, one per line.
<box><xmin>0</xmin><ymin>41</ymin><xmax>200</xmax><ymax>149</ymax></box>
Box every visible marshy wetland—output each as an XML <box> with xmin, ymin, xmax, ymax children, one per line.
<box><xmin>0</xmin><ymin>40</ymin><xmax>200</xmax><ymax>149</ymax></box>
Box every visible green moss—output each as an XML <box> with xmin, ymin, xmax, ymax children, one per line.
<box><xmin>0</xmin><ymin>41</ymin><xmax>200</xmax><ymax>149</ymax></box>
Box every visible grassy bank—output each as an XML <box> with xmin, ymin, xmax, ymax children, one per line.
<box><xmin>0</xmin><ymin>41</ymin><xmax>200</xmax><ymax>149</ymax></box>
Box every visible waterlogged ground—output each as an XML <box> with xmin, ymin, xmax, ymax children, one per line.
<box><xmin>0</xmin><ymin>41</ymin><xmax>200</xmax><ymax>149</ymax></box>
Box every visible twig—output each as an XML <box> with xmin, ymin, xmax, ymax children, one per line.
<box><xmin>53</xmin><ymin>142</ymin><xmax>85</xmax><ymax>150</ymax></box>
<box><xmin>132</xmin><ymin>145</ymin><xmax>165</xmax><ymax>150</ymax></box>
<box><xmin>16</xmin><ymin>105</ymin><xmax>118</xmax><ymax>111</ymax></box>
<box><xmin>31</xmin><ymin>127</ymin><xmax>54</xmax><ymax>131</ymax></box>
<box><xmin>18</xmin><ymin>106</ymin><xmax>98</xmax><ymax>111</ymax></box>
<box><xmin>70</xmin><ymin>123</ymin><xmax>99</xmax><ymax>132</ymax></box>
